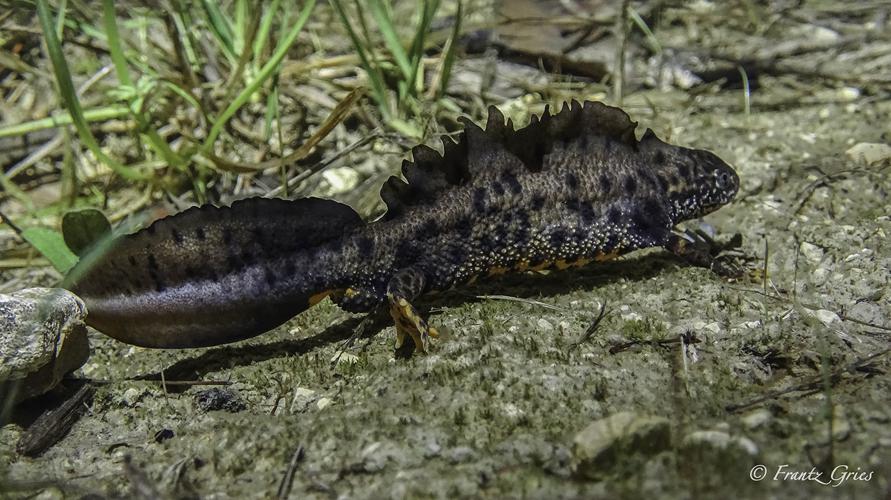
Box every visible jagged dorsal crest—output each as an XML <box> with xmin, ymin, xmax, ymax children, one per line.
<box><xmin>380</xmin><ymin>100</ymin><xmax>638</xmax><ymax>220</ymax></box>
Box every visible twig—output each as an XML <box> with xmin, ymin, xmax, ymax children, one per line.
<box><xmin>475</xmin><ymin>294</ymin><xmax>569</xmax><ymax>312</ymax></box>
<box><xmin>66</xmin><ymin>377</ymin><xmax>232</xmax><ymax>386</ymax></box>
<box><xmin>16</xmin><ymin>383</ymin><xmax>95</xmax><ymax>457</ymax></box>
<box><xmin>613</xmin><ymin>0</ymin><xmax>631</xmax><ymax>105</ymax></box>
<box><xmin>571</xmin><ymin>301</ymin><xmax>609</xmax><ymax>347</ymax></box>
<box><xmin>266</xmin><ymin>132</ymin><xmax>382</xmax><ymax>198</ymax></box>
<box><xmin>726</xmin><ymin>347</ymin><xmax>891</xmax><ymax>413</ymax></box>
<box><xmin>609</xmin><ymin>331</ymin><xmax>701</xmax><ymax>355</ymax></box>
<box><xmin>276</xmin><ymin>445</ymin><xmax>306</xmax><ymax>500</ymax></box>
<box><xmin>0</xmin><ymin>209</ymin><xmax>24</xmax><ymax>236</ymax></box>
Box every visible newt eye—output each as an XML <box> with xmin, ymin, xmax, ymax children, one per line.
<box><xmin>715</xmin><ymin>170</ymin><xmax>733</xmax><ymax>190</ymax></box>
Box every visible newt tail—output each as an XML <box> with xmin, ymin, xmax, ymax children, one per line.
<box><xmin>65</xmin><ymin>101</ymin><xmax>739</xmax><ymax>352</ymax></box>
<box><xmin>63</xmin><ymin>197</ymin><xmax>364</xmax><ymax>348</ymax></box>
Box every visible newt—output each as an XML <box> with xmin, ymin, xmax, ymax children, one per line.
<box><xmin>63</xmin><ymin>101</ymin><xmax>739</xmax><ymax>352</ymax></box>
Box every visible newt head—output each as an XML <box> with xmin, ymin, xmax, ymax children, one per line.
<box><xmin>639</xmin><ymin>128</ymin><xmax>739</xmax><ymax>223</ymax></box>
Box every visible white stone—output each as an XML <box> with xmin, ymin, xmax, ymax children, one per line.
<box><xmin>0</xmin><ymin>288</ymin><xmax>89</xmax><ymax>404</ymax></box>
<box><xmin>799</xmin><ymin>242</ymin><xmax>824</xmax><ymax>266</ymax></box>
<box><xmin>846</xmin><ymin>143</ymin><xmax>891</xmax><ymax>165</ymax></box>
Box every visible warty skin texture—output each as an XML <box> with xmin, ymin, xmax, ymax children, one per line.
<box><xmin>65</xmin><ymin>101</ymin><xmax>739</xmax><ymax>351</ymax></box>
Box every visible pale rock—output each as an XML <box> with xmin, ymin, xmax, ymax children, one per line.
<box><xmin>0</xmin><ymin>288</ymin><xmax>90</xmax><ymax>404</ymax></box>
<box><xmin>846</xmin><ymin>143</ymin><xmax>891</xmax><ymax>165</ymax></box>
<box><xmin>572</xmin><ymin>412</ymin><xmax>670</xmax><ymax>479</ymax></box>
<box><xmin>799</xmin><ymin>242</ymin><xmax>824</xmax><ymax>266</ymax></box>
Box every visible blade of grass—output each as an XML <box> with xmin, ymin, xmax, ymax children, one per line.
<box><xmin>738</xmin><ymin>65</ymin><xmax>751</xmax><ymax>118</ymax></box>
<box><xmin>54</xmin><ymin>0</ymin><xmax>67</xmax><ymax>39</ymax></box>
<box><xmin>0</xmin><ymin>105</ymin><xmax>130</xmax><ymax>139</ymax></box>
<box><xmin>102</xmin><ymin>0</ymin><xmax>131</xmax><ymax>87</ymax></box>
<box><xmin>36</xmin><ymin>0</ymin><xmax>147</xmax><ymax>181</ymax></box>
<box><xmin>201</xmin><ymin>0</ymin><xmax>317</xmax><ymax>152</ymax></box>
<box><xmin>253</xmin><ymin>0</ymin><xmax>282</xmax><ymax>61</ymax></box>
<box><xmin>205</xmin><ymin>88</ymin><xmax>362</xmax><ymax>174</ymax></box>
<box><xmin>331</xmin><ymin>0</ymin><xmax>391</xmax><ymax>120</ymax></box>
<box><xmin>168</xmin><ymin>2</ymin><xmax>201</xmax><ymax>86</ymax></box>
<box><xmin>0</xmin><ymin>172</ymin><xmax>33</xmax><ymax>208</ymax></box>
<box><xmin>234</xmin><ymin>0</ymin><xmax>248</xmax><ymax>55</ymax></box>
<box><xmin>405</xmin><ymin>0</ymin><xmax>439</xmax><ymax>97</ymax></box>
<box><xmin>102</xmin><ymin>2</ymin><xmax>186</xmax><ymax>170</ymax></box>
<box><xmin>629</xmin><ymin>7</ymin><xmax>661</xmax><ymax>54</ymax></box>
<box><xmin>158</xmin><ymin>79</ymin><xmax>209</xmax><ymax>123</ymax></box>
<box><xmin>436</xmin><ymin>0</ymin><xmax>461</xmax><ymax>98</ymax></box>
<box><xmin>201</xmin><ymin>0</ymin><xmax>236</xmax><ymax>64</ymax></box>
<box><xmin>223</xmin><ymin>4</ymin><xmax>263</xmax><ymax>103</ymax></box>
<box><xmin>368</xmin><ymin>0</ymin><xmax>412</xmax><ymax>80</ymax></box>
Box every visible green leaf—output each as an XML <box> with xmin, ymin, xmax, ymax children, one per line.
<box><xmin>21</xmin><ymin>227</ymin><xmax>79</xmax><ymax>274</ymax></box>
<box><xmin>62</xmin><ymin>209</ymin><xmax>112</xmax><ymax>257</ymax></box>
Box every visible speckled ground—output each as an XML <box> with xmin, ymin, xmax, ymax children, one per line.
<box><xmin>2</xmin><ymin>3</ymin><xmax>891</xmax><ymax>499</ymax></box>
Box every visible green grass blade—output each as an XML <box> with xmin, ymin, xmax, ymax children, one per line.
<box><xmin>202</xmin><ymin>0</ymin><xmax>317</xmax><ymax>151</ymax></box>
<box><xmin>331</xmin><ymin>0</ymin><xmax>391</xmax><ymax>120</ymax></box>
<box><xmin>0</xmin><ymin>105</ymin><xmax>130</xmax><ymax>139</ymax></box>
<box><xmin>437</xmin><ymin>0</ymin><xmax>461</xmax><ymax>97</ymax></box>
<box><xmin>253</xmin><ymin>0</ymin><xmax>282</xmax><ymax>61</ymax></box>
<box><xmin>36</xmin><ymin>0</ymin><xmax>147</xmax><ymax>181</ymax></box>
<box><xmin>368</xmin><ymin>0</ymin><xmax>412</xmax><ymax>80</ymax></box>
<box><xmin>406</xmin><ymin>0</ymin><xmax>439</xmax><ymax>96</ymax></box>
<box><xmin>54</xmin><ymin>0</ymin><xmax>67</xmax><ymax>39</ymax></box>
<box><xmin>201</xmin><ymin>0</ymin><xmax>237</xmax><ymax>63</ymax></box>
<box><xmin>234</xmin><ymin>0</ymin><xmax>247</xmax><ymax>54</ymax></box>
<box><xmin>629</xmin><ymin>7</ymin><xmax>661</xmax><ymax>54</ymax></box>
<box><xmin>102</xmin><ymin>0</ymin><xmax>132</xmax><ymax>87</ymax></box>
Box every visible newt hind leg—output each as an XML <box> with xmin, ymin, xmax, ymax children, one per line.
<box><xmin>386</xmin><ymin>267</ymin><xmax>438</xmax><ymax>355</ymax></box>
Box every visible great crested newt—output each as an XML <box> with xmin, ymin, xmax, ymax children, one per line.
<box><xmin>63</xmin><ymin>101</ymin><xmax>740</xmax><ymax>352</ymax></box>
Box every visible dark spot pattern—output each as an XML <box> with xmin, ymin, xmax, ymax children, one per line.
<box><xmin>565</xmin><ymin>172</ymin><xmax>579</xmax><ymax>190</ymax></box>
<box><xmin>624</xmin><ymin>176</ymin><xmax>637</xmax><ymax>195</ymax></box>
<box><xmin>356</xmin><ymin>236</ymin><xmax>374</xmax><ymax>258</ymax></box>
<box><xmin>531</xmin><ymin>195</ymin><xmax>546</xmax><ymax>211</ymax></box>
<box><xmin>146</xmin><ymin>254</ymin><xmax>165</xmax><ymax>292</ymax></box>
<box><xmin>419</xmin><ymin>219</ymin><xmax>439</xmax><ymax>239</ymax></box>
<box><xmin>548</xmin><ymin>228</ymin><xmax>566</xmax><ymax>248</ymax></box>
<box><xmin>264</xmin><ymin>267</ymin><xmax>276</xmax><ymax>287</ymax></box>
<box><xmin>284</xmin><ymin>259</ymin><xmax>296</xmax><ymax>276</ymax></box>
<box><xmin>472</xmin><ymin>188</ymin><xmax>487</xmax><ymax>213</ymax></box>
<box><xmin>607</xmin><ymin>206</ymin><xmax>622</xmax><ymax>225</ymax></box>
<box><xmin>578</xmin><ymin>202</ymin><xmax>597</xmax><ymax>224</ymax></box>
<box><xmin>502</xmin><ymin>172</ymin><xmax>523</xmax><ymax>194</ymax></box>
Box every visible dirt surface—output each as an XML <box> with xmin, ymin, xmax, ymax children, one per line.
<box><xmin>2</xmin><ymin>1</ymin><xmax>890</xmax><ymax>499</ymax></box>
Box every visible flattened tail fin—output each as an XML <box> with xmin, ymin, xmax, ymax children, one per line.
<box><xmin>65</xmin><ymin>197</ymin><xmax>362</xmax><ymax>348</ymax></box>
